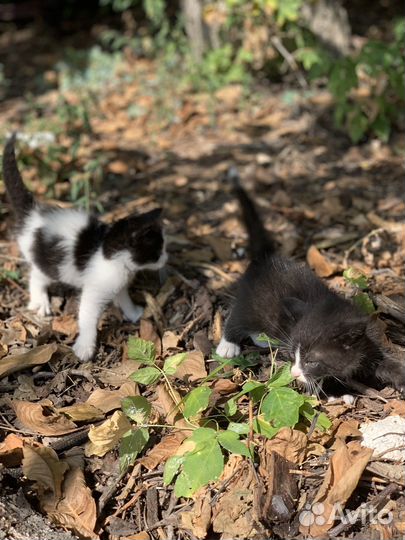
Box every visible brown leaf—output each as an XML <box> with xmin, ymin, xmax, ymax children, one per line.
<box><xmin>299</xmin><ymin>439</ymin><xmax>373</xmax><ymax>537</ymax></box>
<box><xmin>162</xmin><ymin>331</ymin><xmax>180</xmax><ymax>354</ymax></box>
<box><xmin>22</xmin><ymin>444</ymin><xmax>68</xmax><ymax>499</ymax></box>
<box><xmin>333</xmin><ymin>419</ymin><xmax>361</xmax><ymax>441</ymax></box>
<box><xmin>212</xmin><ymin>460</ymin><xmax>268</xmax><ymax>539</ymax></box>
<box><xmin>212</xmin><ymin>311</ymin><xmax>222</xmax><ymax>345</ymax></box>
<box><xmin>0</xmin><ymin>343</ymin><xmax>58</xmax><ymax>378</ymax></box>
<box><xmin>264</xmin><ymin>428</ymin><xmax>307</xmax><ymax>464</ymax></box>
<box><xmin>0</xmin><ymin>433</ymin><xmax>25</xmax><ymax>466</ymax></box>
<box><xmin>181</xmin><ymin>491</ymin><xmax>212</xmax><ymax>539</ymax></box>
<box><xmin>43</xmin><ymin>467</ymin><xmax>98</xmax><ymax>540</ymax></box>
<box><xmin>12</xmin><ymin>399</ymin><xmax>78</xmax><ymax>436</ymax></box>
<box><xmin>120</xmin><ymin>534</ymin><xmax>150</xmax><ymax>540</ymax></box>
<box><xmin>57</xmin><ymin>403</ymin><xmax>105</xmax><ymax>422</ymax></box>
<box><xmin>384</xmin><ymin>399</ymin><xmax>405</xmax><ymax>416</ymax></box>
<box><xmin>154</xmin><ymin>384</ymin><xmax>189</xmax><ymax>430</ymax></box>
<box><xmin>204</xmin><ymin>236</ymin><xmax>233</xmax><ymax>262</ymax></box>
<box><xmin>139</xmin><ymin>319</ymin><xmax>162</xmax><ymax>356</ymax></box>
<box><xmin>86</xmin><ymin>381</ymin><xmax>138</xmax><ymax>414</ymax></box>
<box><xmin>174</xmin><ymin>350</ymin><xmax>207</xmax><ymax>382</ymax></box>
<box><xmin>306</xmin><ymin>245</ymin><xmax>336</xmax><ymax>277</ymax></box>
<box><xmin>85</xmin><ymin>411</ymin><xmax>132</xmax><ymax>457</ymax></box>
<box><xmin>140</xmin><ymin>431</ymin><xmax>188</xmax><ymax>471</ymax></box>
<box><xmin>52</xmin><ymin>314</ymin><xmax>78</xmax><ymax>338</ymax></box>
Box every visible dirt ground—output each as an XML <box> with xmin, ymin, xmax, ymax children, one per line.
<box><xmin>0</xmin><ymin>20</ymin><xmax>404</xmax><ymax>540</ymax></box>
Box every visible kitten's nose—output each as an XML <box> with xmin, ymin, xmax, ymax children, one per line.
<box><xmin>291</xmin><ymin>366</ymin><xmax>302</xmax><ymax>378</ymax></box>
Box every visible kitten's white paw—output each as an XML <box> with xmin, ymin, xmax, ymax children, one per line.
<box><xmin>123</xmin><ymin>305</ymin><xmax>144</xmax><ymax>323</ymax></box>
<box><xmin>216</xmin><ymin>337</ymin><xmax>241</xmax><ymax>358</ymax></box>
<box><xmin>72</xmin><ymin>339</ymin><xmax>95</xmax><ymax>362</ymax></box>
<box><xmin>327</xmin><ymin>394</ymin><xmax>355</xmax><ymax>405</ymax></box>
<box><xmin>28</xmin><ymin>299</ymin><xmax>51</xmax><ymax>317</ymax></box>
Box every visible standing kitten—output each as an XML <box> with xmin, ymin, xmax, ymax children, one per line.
<box><xmin>2</xmin><ymin>134</ymin><xmax>167</xmax><ymax>361</ymax></box>
<box><xmin>216</xmin><ymin>168</ymin><xmax>404</xmax><ymax>398</ymax></box>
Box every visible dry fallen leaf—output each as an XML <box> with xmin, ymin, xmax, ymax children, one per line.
<box><xmin>204</xmin><ymin>236</ymin><xmax>233</xmax><ymax>262</ymax></box>
<box><xmin>174</xmin><ymin>350</ymin><xmax>207</xmax><ymax>382</ymax></box>
<box><xmin>85</xmin><ymin>411</ymin><xmax>132</xmax><ymax>457</ymax></box>
<box><xmin>0</xmin><ymin>343</ymin><xmax>58</xmax><ymax>378</ymax></box>
<box><xmin>12</xmin><ymin>399</ymin><xmax>78</xmax><ymax>436</ymax></box>
<box><xmin>300</xmin><ymin>439</ymin><xmax>373</xmax><ymax>537</ymax></box>
<box><xmin>22</xmin><ymin>444</ymin><xmax>68</xmax><ymax>499</ymax></box>
<box><xmin>384</xmin><ymin>399</ymin><xmax>405</xmax><ymax>416</ymax></box>
<box><xmin>306</xmin><ymin>245</ymin><xmax>336</xmax><ymax>277</ymax></box>
<box><xmin>57</xmin><ymin>403</ymin><xmax>105</xmax><ymax>422</ymax></box>
<box><xmin>264</xmin><ymin>428</ymin><xmax>307</xmax><ymax>464</ymax></box>
<box><xmin>51</xmin><ymin>314</ymin><xmax>78</xmax><ymax>338</ymax></box>
<box><xmin>140</xmin><ymin>431</ymin><xmax>188</xmax><ymax>471</ymax></box>
<box><xmin>43</xmin><ymin>466</ymin><xmax>98</xmax><ymax>540</ymax></box>
<box><xmin>86</xmin><ymin>381</ymin><xmax>138</xmax><ymax>414</ymax></box>
<box><xmin>181</xmin><ymin>491</ymin><xmax>212</xmax><ymax>539</ymax></box>
<box><xmin>0</xmin><ymin>433</ymin><xmax>25</xmax><ymax>467</ymax></box>
<box><xmin>154</xmin><ymin>384</ymin><xmax>189</xmax><ymax>429</ymax></box>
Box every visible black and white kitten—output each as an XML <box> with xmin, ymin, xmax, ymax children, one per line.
<box><xmin>2</xmin><ymin>134</ymin><xmax>167</xmax><ymax>361</ymax></box>
<box><xmin>216</xmin><ymin>168</ymin><xmax>404</xmax><ymax>401</ymax></box>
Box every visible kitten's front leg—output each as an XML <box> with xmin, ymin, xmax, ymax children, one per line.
<box><xmin>28</xmin><ymin>267</ymin><xmax>51</xmax><ymax>317</ymax></box>
<box><xmin>73</xmin><ymin>287</ymin><xmax>110</xmax><ymax>362</ymax></box>
<box><xmin>216</xmin><ymin>311</ymin><xmax>244</xmax><ymax>358</ymax></box>
<box><xmin>114</xmin><ymin>286</ymin><xmax>143</xmax><ymax>323</ymax></box>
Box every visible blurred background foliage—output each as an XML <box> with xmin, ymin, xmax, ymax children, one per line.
<box><xmin>0</xmin><ymin>0</ymin><xmax>403</xmax><ymax>208</ymax></box>
<box><xmin>0</xmin><ymin>0</ymin><xmax>403</xmax><ymax>144</ymax></box>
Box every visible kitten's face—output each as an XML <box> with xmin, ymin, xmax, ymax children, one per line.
<box><xmin>288</xmin><ymin>313</ymin><xmax>368</xmax><ymax>386</ymax></box>
<box><xmin>104</xmin><ymin>208</ymin><xmax>167</xmax><ymax>269</ymax></box>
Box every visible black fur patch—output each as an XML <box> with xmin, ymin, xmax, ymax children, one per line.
<box><xmin>74</xmin><ymin>217</ymin><xmax>108</xmax><ymax>271</ymax></box>
<box><xmin>103</xmin><ymin>209</ymin><xmax>163</xmax><ymax>265</ymax></box>
<box><xmin>32</xmin><ymin>229</ymin><xmax>66</xmax><ymax>280</ymax></box>
<box><xmin>2</xmin><ymin>134</ymin><xmax>34</xmax><ymax>223</ymax></box>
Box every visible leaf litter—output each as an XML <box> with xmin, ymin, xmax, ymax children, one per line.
<box><xmin>0</xmin><ymin>26</ymin><xmax>404</xmax><ymax>540</ymax></box>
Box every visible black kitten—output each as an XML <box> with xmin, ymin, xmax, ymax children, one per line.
<box><xmin>2</xmin><ymin>134</ymin><xmax>167</xmax><ymax>361</ymax></box>
<box><xmin>216</xmin><ymin>168</ymin><xmax>404</xmax><ymax>400</ymax></box>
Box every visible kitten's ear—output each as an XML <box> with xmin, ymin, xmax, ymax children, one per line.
<box><xmin>282</xmin><ymin>297</ymin><xmax>307</xmax><ymax>321</ymax></box>
<box><xmin>140</xmin><ymin>208</ymin><xmax>162</xmax><ymax>225</ymax></box>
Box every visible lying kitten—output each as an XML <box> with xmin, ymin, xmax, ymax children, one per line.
<box><xmin>216</xmin><ymin>168</ymin><xmax>404</xmax><ymax>399</ymax></box>
<box><xmin>2</xmin><ymin>134</ymin><xmax>167</xmax><ymax>361</ymax></box>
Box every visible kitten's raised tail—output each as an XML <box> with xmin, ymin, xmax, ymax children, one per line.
<box><xmin>2</xmin><ymin>134</ymin><xmax>34</xmax><ymax>221</ymax></box>
<box><xmin>228</xmin><ymin>167</ymin><xmax>276</xmax><ymax>260</ymax></box>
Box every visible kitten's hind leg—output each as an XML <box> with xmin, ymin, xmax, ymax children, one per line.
<box><xmin>73</xmin><ymin>287</ymin><xmax>111</xmax><ymax>362</ymax></box>
<box><xmin>114</xmin><ymin>286</ymin><xmax>143</xmax><ymax>323</ymax></box>
<box><xmin>28</xmin><ymin>267</ymin><xmax>51</xmax><ymax>316</ymax></box>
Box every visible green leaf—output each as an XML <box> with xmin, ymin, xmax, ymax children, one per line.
<box><xmin>130</xmin><ymin>366</ymin><xmax>161</xmax><ymax>386</ymax></box>
<box><xmin>267</xmin><ymin>364</ymin><xmax>294</xmax><ymax>388</ymax></box>
<box><xmin>353</xmin><ymin>292</ymin><xmax>376</xmax><ymax>315</ymax></box>
<box><xmin>343</xmin><ymin>268</ymin><xmax>368</xmax><ymax>290</ymax></box>
<box><xmin>127</xmin><ymin>337</ymin><xmax>156</xmax><ymax>365</ymax></box>
<box><xmin>183</xmin><ymin>387</ymin><xmax>212</xmax><ymax>420</ymax></box>
<box><xmin>255</xmin><ymin>333</ymin><xmax>280</xmax><ymax>346</ymax></box>
<box><xmin>189</xmin><ymin>427</ymin><xmax>217</xmax><ymax>443</ymax></box>
<box><xmin>119</xmin><ymin>428</ymin><xmax>149</xmax><ymax>472</ymax></box>
<box><xmin>253</xmin><ymin>416</ymin><xmax>279</xmax><ymax>439</ymax></box>
<box><xmin>121</xmin><ymin>396</ymin><xmax>151</xmax><ymax>423</ymax></box>
<box><xmin>316</xmin><ymin>412</ymin><xmax>332</xmax><ymax>431</ymax></box>
<box><xmin>163</xmin><ymin>455</ymin><xmax>184</xmax><ymax>485</ymax></box>
<box><xmin>242</xmin><ymin>380</ymin><xmax>267</xmax><ymax>403</ymax></box>
<box><xmin>348</xmin><ymin>109</ymin><xmax>369</xmax><ymax>143</ymax></box>
<box><xmin>217</xmin><ymin>430</ymin><xmax>251</xmax><ymax>457</ymax></box>
<box><xmin>174</xmin><ymin>439</ymin><xmax>224</xmax><ymax>497</ymax></box>
<box><xmin>224</xmin><ymin>397</ymin><xmax>237</xmax><ymax>416</ymax></box>
<box><xmin>163</xmin><ymin>352</ymin><xmax>187</xmax><ymax>376</ymax></box>
<box><xmin>227</xmin><ymin>422</ymin><xmax>250</xmax><ymax>435</ymax></box>
<box><xmin>262</xmin><ymin>387</ymin><xmax>305</xmax><ymax>428</ymax></box>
